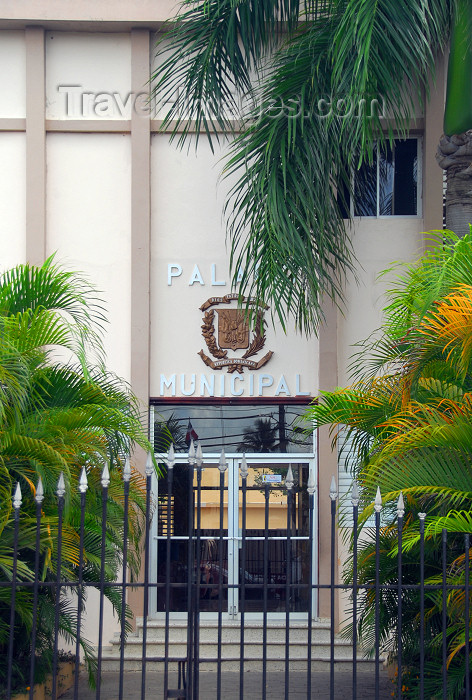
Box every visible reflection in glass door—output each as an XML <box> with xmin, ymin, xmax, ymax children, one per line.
<box><xmin>152</xmin><ymin>458</ymin><xmax>315</xmax><ymax>618</ymax></box>
<box><xmin>154</xmin><ymin>461</ymin><xmax>230</xmax><ymax>615</ymax></box>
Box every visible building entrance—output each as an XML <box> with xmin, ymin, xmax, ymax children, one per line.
<box><xmin>150</xmin><ymin>456</ymin><xmax>317</xmax><ymax>619</ymax></box>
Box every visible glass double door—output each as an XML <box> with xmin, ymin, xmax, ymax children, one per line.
<box><xmin>153</xmin><ymin>457</ymin><xmax>316</xmax><ymax>619</ymax></box>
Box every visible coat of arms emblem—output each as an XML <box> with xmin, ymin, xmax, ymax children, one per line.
<box><xmin>198</xmin><ymin>294</ymin><xmax>273</xmax><ymax>373</ymax></box>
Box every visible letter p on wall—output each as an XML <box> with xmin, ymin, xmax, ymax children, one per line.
<box><xmin>168</xmin><ymin>264</ymin><xmax>182</xmax><ymax>285</ymax></box>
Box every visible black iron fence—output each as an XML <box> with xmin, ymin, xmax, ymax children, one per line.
<box><xmin>1</xmin><ymin>442</ymin><xmax>471</xmax><ymax>700</ymax></box>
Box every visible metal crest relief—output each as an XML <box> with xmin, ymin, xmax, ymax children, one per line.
<box><xmin>198</xmin><ymin>294</ymin><xmax>274</xmax><ymax>373</ymax></box>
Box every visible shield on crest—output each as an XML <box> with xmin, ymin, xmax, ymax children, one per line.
<box><xmin>216</xmin><ymin>309</ymin><xmax>249</xmax><ymax>350</ymax></box>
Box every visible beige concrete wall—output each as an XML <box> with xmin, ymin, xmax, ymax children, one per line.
<box><xmin>46</xmin><ymin>132</ymin><xmax>132</xmax><ymax>380</ymax></box>
<box><xmin>0</xmin><ymin>133</ymin><xmax>26</xmax><ymax>269</ymax></box>
<box><xmin>0</xmin><ymin>30</ymin><xmax>26</xmax><ymax>117</ymax></box>
<box><xmin>150</xmin><ymin>134</ymin><xmax>319</xmax><ymax>399</ymax></box>
<box><xmin>46</xmin><ymin>32</ymin><xmax>132</xmax><ymax>119</ymax></box>
<box><xmin>337</xmin><ymin>217</ymin><xmax>426</xmax><ymax>386</ymax></box>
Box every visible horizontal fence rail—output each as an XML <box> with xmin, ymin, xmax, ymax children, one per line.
<box><xmin>1</xmin><ymin>442</ymin><xmax>471</xmax><ymax>700</ymax></box>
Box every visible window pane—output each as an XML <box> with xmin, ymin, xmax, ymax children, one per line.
<box><xmin>393</xmin><ymin>139</ymin><xmax>418</xmax><ymax>215</ymax></box>
<box><xmin>153</xmin><ymin>404</ymin><xmax>313</xmax><ymax>454</ymax></box>
<box><xmin>352</xmin><ymin>139</ymin><xmax>419</xmax><ymax>217</ymax></box>
<box><xmin>353</xmin><ymin>158</ymin><xmax>377</xmax><ymax>217</ymax></box>
<box><xmin>378</xmin><ymin>143</ymin><xmax>394</xmax><ymax>215</ymax></box>
<box><xmin>336</xmin><ymin>164</ymin><xmax>351</xmax><ymax>219</ymax></box>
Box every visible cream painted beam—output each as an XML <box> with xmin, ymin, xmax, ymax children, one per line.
<box><xmin>0</xmin><ymin>0</ymin><xmax>177</xmax><ymax>26</ymax></box>
<box><xmin>45</xmin><ymin>120</ymin><xmax>131</xmax><ymax>133</ymax></box>
<box><xmin>0</xmin><ymin>119</ymin><xmax>26</xmax><ymax>131</ymax></box>
<box><xmin>25</xmin><ymin>27</ymin><xmax>46</xmax><ymax>266</ymax></box>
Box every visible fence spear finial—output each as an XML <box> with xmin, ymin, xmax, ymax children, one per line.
<box><xmin>79</xmin><ymin>466</ymin><xmax>88</xmax><ymax>493</ymax></box>
<box><xmin>13</xmin><ymin>482</ymin><xmax>22</xmax><ymax>510</ymax></box>
<box><xmin>329</xmin><ymin>475</ymin><xmax>338</xmax><ymax>501</ymax></box>
<box><xmin>145</xmin><ymin>452</ymin><xmax>154</xmax><ymax>477</ymax></box>
<box><xmin>218</xmin><ymin>448</ymin><xmax>227</xmax><ymax>473</ymax></box>
<box><xmin>101</xmin><ymin>463</ymin><xmax>110</xmax><ymax>489</ymax></box>
<box><xmin>188</xmin><ymin>439</ymin><xmax>196</xmax><ymax>466</ymax></box>
<box><xmin>57</xmin><ymin>472</ymin><xmax>66</xmax><ymax>499</ymax></box>
<box><xmin>397</xmin><ymin>491</ymin><xmax>405</xmax><ymax>519</ymax></box>
<box><xmin>351</xmin><ymin>480</ymin><xmax>360</xmax><ymax>507</ymax></box>
<box><xmin>167</xmin><ymin>444</ymin><xmax>175</xmax><ymax>470</ymax></box>
<box><xmin>123</xmin><ymin>457</ymin><xmax>131</xmax><ymax>483</ymax></box>
<box><xmin>240</xmin><ymin>454</ymin><xmax>248</xmax><ymax>480</ymax></box>
<box><xmin>35</xmin><ymin>476</ymin><xmax>44</xmax><ymax>504</ymax></box>
<box><xmin>285</xmin><ymin>465</ymin><xmax>294</xmax><ymax>491</ymax></box>
<box><xmin>374</xmin><ymin>486</ymin><xmax>382</xmax><ymax>513</ymax></box>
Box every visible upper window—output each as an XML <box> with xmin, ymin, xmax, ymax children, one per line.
<box><xmin>152</xmin><ymin>403</ymin><xmax>313</xmax><ymax>455</ymax></box>
<box><xmin>339</xmin><ymin>138</ymin><xmax>421</xmax><ymax>218</ymax></box>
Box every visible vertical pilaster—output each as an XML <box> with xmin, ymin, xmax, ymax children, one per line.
<box><xmin>131</xmin><ymin>28</ymin><xmax>151</xmax><ymax>442</ymax></box>
<box><xmin>317</xmin><ymin>300</ymin><xmax>339</xmax><ymax>627</ymax></box>
<box><xmin>423</xmin><ymin>54</ymin><xmax>446</xmax><ymax>235</ymax></box>
<box><xmin>129</xmin><ymin>28</ymin><xmax>151</xmax><ymax>624</ymax></box>
<box><xmin>25</xmin><ymin>27</ymin><xmax>46</xmax><ymax>265</ymax></box>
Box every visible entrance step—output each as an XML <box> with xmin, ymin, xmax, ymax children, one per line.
<box><xmin>133</xmin><ymin>618</ymin><xmax>332</xmax><ymax>643</ymax></box>
<box><xmin>100</xmin><ymin>619</ymin><xmax>374</xmax><ymax>673</ymax></box>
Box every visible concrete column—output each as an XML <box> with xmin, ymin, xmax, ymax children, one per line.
<box><xmin>131</xmin><ymin>28</ymin><xmax>152</xmax><ymax>451</ymax></box>
<box><xmin>423</xmin><ymin>54</ymin><xmax>446</xmax><ymax>235</ymax></box>
<box><xmin>317</xmin><ymin>299</ymin><xmax>339</xmax><ymax>626</ymax></box>
<box><xmin>128</xmin><ymin>27</ymin><xmax>152</xmax><ymax>623</ymax></box>
<box><xmin>25</xmin><ymin>27</ymin><xmax>46</xmax><ymax>265</ymax></box>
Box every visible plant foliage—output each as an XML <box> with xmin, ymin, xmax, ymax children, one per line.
<box><xmin>306</xmin><ymin>230</ymin><xmax>472</xmax><ymax>698</ymax></box>
<box><xmin>0</xmin><ymin>257</ymin><xmax>156</xmax><ymax>694</ymax></box>
<box><xmin>152</xmin><ymin>0</ymin><xmax>454</xmax><ymax>333</ymax></box>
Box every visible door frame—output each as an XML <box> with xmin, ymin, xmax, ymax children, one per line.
<box><xmin>149</xmin><ymin>454</ymin><xmax>318</xmax><ymax>621</ymax></box>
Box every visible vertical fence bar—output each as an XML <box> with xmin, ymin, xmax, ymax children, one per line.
<box><xmin>351</xmin><ymin>482</ymin><xmax>360</xmax><ymax>700</ymax></box>
<box><xmin>74</xmin><ymin>470</ymin><xmax>88</xmax><ymax>700</ymax></box>
<box><xmin>52</xmin><ymin>474</ymin><xmax>66</xmax><ymax>700</ymax></box>
<box><xmin>193</xmin><ymin>444</ymin><xmax>203</xmax><ymax>700</ymax></box>
<box><xmin>239</xmin><ymin>456</ymin><xmax>248</xmax><ymax>700</ymax></box>
<box><xmin>118</xmin><ymin>459</ymin><xmax>131</xmax><ymax>700</ymax></box>
<box><xmin>284</xmin><ymin>467</ymin><xmax>294</xmax><ymax>700</ymax></box>
<box><xmin>140</xmin><ymin>454</ymin><xmax>154</xmax><ymax>700</ymax></box>
<box><xmin>7</xmin><ymin>483</ymin><xmax>22</xmax><ymax>700</ymax></box>
<box><xmin>396</xmin><ymin>493</ymin><xmax>404</xmax><ymax>700</ymax></box>
<box><xmin>186</xmin><ymin>441</ymin><xmax>196</xmax><ymax>699</ymax></box>
<box><xmin>329</xmin><ymin>477</ymin><xmax>338</xmax><ymax>700</ymax></box>
<box><xmin>442</xmin><ymin>529</ymin><xmax>447</xmax><ymax>700</ymax></box>
<box><xmin>96</xmin><ymin>465</ymin><xmax>110</xmax><ymax>700</ymax></box>
<box><xmin>465</xmin><ymin>533</ymin><xmax>470</xmax><ymax>700</ymax></box>
<box><xmin>164</xmin><ymin>447</ymin><xmax>175</xmax><ymax>700</ymax></box>
<box><xmin>306</xmin><ymin>470</ymin><xmax>316</xmax><ymax>700</ymax></box>
<box><xmin>418</xmin><ymin>512</ymin><xmax>426</xmax><ymax>700</ymax></box>
<box><xmin>217</xmin><ymin>450</ymin><xmax>227</xmax><ymax>700</ymax></box>
<box><xmin>29</xmin><ymin>479</ymin><xmax>44</xmax><ymax>700</ymax></box>
<box><xmin>262</xmin><ymin>483</ymin><xmax>270</xmax><ymax>700</ymax></box>
<box><xmin>374</xmin><ymin>487</ymin><xmax>382</xmax><ymax>700</ymax></box>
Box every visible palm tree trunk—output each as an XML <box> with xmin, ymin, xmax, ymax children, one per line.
<box><xmin>437</xmin><ymin>131</ymin><xmax>472</xmax><ymax>236</ymax></box>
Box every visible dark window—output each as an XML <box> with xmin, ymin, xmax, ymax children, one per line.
<box><xmin>340</xmin><ymin>138</ymin><xmax>420</xmax><ymax>218</ymax></box>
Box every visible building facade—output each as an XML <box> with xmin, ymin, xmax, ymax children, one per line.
<box><xmin>0</xmin><ymin>0</ymin><xmax>446</xmax><ymax>642</ymax></box>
